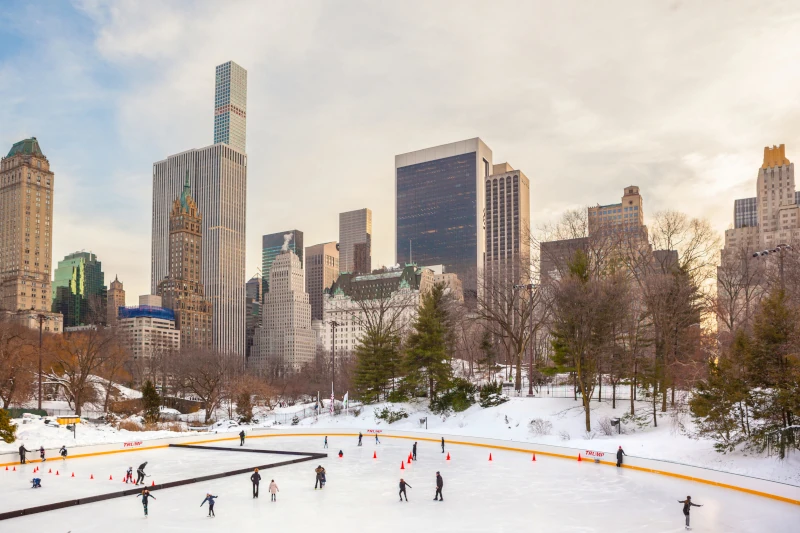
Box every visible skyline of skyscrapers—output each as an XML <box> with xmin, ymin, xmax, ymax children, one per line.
<box><xmin>395</xmin><ymin>138</ymin><xmax>493</xmax><ymax>300</ymax></box>
<box><xmin>214</xmin><ymin>61</ymin><xmax>247</xmax><ymax>153</ymax></box>
<box><xmin>262</xmin><ymin>230</ymin><xmax>303</xmax><ymax>294</ymax></box>
<box><xmin>339</xmin><ymin>208</ymin><xmax>371</xmax><ymax>274</ymax></box>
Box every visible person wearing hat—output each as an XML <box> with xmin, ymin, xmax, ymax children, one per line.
<box><xmin>616</xmin><ymin>446</ymin><xmax>626</xmax><ymax>467</ymax></box>
<box><xmin>250</xmin><ymin>467</ymin><xmax>262</xmax><ymax>498</ymax></box>
<box><xmin>434</xmin><ymin>472</ymin><xmax>443</xmax><ymax>501</ymax></box>
<box><xmin>678</xmin><ymin>496</ymin><xmax>702</xmax><ymax>530</ymax></box>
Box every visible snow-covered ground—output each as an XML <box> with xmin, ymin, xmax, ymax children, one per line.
<box><xmin>0</xmin><ymin>435</ymin><xmax>794</xmax><ymax>532</ymax></box>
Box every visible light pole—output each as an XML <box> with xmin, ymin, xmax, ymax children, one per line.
<box><xmin>753</xmin><ymin>244</ymin><xmax>792</xmax><ymax>290</ymax></box>
<box><xmin>513</xmin><ymin>283</ymin><xmax>537</xmax><ymax>396</ymax></box>
<box><xmin>29</xmin><ymin>307</ymin><xmax>51</xmax><ymax>411</ymax></box>
<box><xmin>330</xmin><ymin>321</ymin><xmax>339</xmax><ymax>395</ymax></box>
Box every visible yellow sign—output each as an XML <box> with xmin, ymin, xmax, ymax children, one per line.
<box><xmin>57</xmin><ymin>416</ymin><xmax>80</xmax><ymax>425</ymax></box>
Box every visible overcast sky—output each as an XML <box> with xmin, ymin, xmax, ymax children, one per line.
<box><xmin>2</xmin><ymin>0</ymin><xmax>799</xmax><ymax>302</ymax></box>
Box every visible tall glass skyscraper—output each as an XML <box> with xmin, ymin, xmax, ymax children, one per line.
<box><xmin>52</xmin><ymin>251</ymin><xmax>107</xmax><ymax>327</ymax></box>
<box><xmin>395</xmin><ymin>138</ymin><xmax>493</xmax><ymax>300</ymax></box>
<box><xmin>214</xmin><ymin>61</ymin><xmax>247</xmax><ymax>153</ymax></box>
<box><xmin>262</xmin><ymin>230</ymin><xmax>303</xmax><ymax>293</ymax></box>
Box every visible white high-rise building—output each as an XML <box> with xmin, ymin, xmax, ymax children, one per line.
<box><xmin>339</xmin><ymin>208</ymin><xmax>372</xmax><ymax>274</ymax></box>
<box><xmin>214</xmin><ymin>61</ymin><xmax>247</xmax><ymax>153</ymax></box>
<box><xmin>250</xmin><ymin>249</ymin><xmax>314</xmax><ymax>373</ymax></box>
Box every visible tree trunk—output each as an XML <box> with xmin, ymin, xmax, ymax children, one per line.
<box><xmin>612</xmin><ymin>382</ymin><xmax>616</xmax><ymax>410</ymax></box>
<box><xmin>583</xmin><ymin>392</ymin><xmax>592</xmax><ymax>432</ymax></box>
<box><xmin>652</xmin><ymin>382</ymin><xmax>658</xmax><ymax>428</ymax></box>
<box><xmin>597</xmin><ymin>374</ymin><xmax>602</xmax><ymax>402</ymax></box>
<box><xmin>514</xmin><ymin>352</ymin><xmax>522</xmax><ymax>393</ymax></box>
<box><xmin>573</xmin><ymin>373</ymin><xmax>577</xmax><ymax>401</ymax></box>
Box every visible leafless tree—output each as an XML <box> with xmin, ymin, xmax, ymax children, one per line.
<box><xmin>714</xmin><ymin>243</ymin><xmax>765</xmax><ymax>343</ymax></box>
<box><xmin>0</xmin><ymin>312</ymin><xmax>37</xmax><ymax>408</ymax></box>
<box><xmin>170</xmin><ymin>348</ymin><xmax>235</xmax><ymax>423</ymax></box>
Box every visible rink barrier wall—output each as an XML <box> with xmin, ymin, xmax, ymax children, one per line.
<box><xmin>0</xmin><ymin>446</ymin><xmax>326</xmax><ymax>521</ymax></box>
<box><xmin>3</xmin><ymin>428</ymin><xmax>798</xmax><ymax>506</ymax></box>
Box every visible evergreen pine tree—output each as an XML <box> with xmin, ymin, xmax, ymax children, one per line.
<box><xmin>0</xmin><ymin>409</ymin><xmax>16</xmax><ymax>443</ymax></box>
<box><xmin>236</xmin><ymin>391</ymin><xmax>253</xmax><ymax>423</ymax></box>
<box><xmin>404</xmin><ymin>284</ymin><xmax>453</xmax><ymax>399</ymax></box>
<box><xmin>141</xmin><ymin>380</ymin><xmax>161</xmax><ymax>424</ymax></box>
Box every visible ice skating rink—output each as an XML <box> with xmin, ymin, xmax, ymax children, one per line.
<box><xmin>0</xmin><ymin>434</ymin><xmax>796</xmax><ymax>533</ymax></box>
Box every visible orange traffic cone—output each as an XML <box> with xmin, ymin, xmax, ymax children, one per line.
<box><xmin>13</xmin><ymin>466</ymin><xmax>16</xmax><ymax>471</ymax></box>
<box><xmin>488</xmin><ymin>453</ymin><xmax>493</xmax><ymax>461</ymax></box>
<box><xmin>532</xmin><ymin>453</ymin><xmax>536</xmax><ymax>462</ymax></box>
<box><xmin>373</xmin><ymin>451</ymin><xmax>377</xmax><ymax>459</ymax></box>
<box><xmin>446</xmin><ymin>452</ymin><xmax>450</xmax><ymax>461</ymax></box>
<box><xmin>90</xmin><ymin>474</ymin><xmax>94</xmax><ymax>479</ymax></box>
<box><xmin>577</xmin><ymin>454</ymin><xmax>582</xmax><ymax>462</ymax></box>
<box><xmin>151</xmin><ymin>481</ymin><xmax>155</xmax><ymax>487</ymax></box>
<box><xmin>400</xmin><ymin>461</ymin><xmax>405</xmax><ymax>470</ymax></box>
<box><xmin>48</xmin><ymin>468</ymin><xmax>52</xmax><ymax>474</ymax></box>
<box><xmin>407</xmin><ymin>456</ymin><xmax>411</xmax><ymax>464</ymax></box>
<box><xmin>71</xmin><ymin>472</ymin><xmax>75</xmax><ymax>477</ymax></box>
<box><xmin>56</xmin><ymin>470</ymin><xmax>59</xmax><ymax>476</ymax></box>
<box><xmin>109</xmin><ymin>475</ymin><xmax>113</xmax><ymax>480</ymax></box>
<box><xmin>4</xmin><ymin>466</ymin><xmax>7</xmax><ymax>471</ymax></box>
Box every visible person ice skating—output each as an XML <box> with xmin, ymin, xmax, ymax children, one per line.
<box><xmin>59</xmin><ymin>445</ymin><xmax>67</xmax><ymax>459</ymax></box>
<box><xmin>434</xmin><ymin>471</ymin><xmax>443</xmax><ymax>501</ymax></box>
<box><xmin>135</xmin><ymin>462</ymin><xmax>148</xmax><ymax>485</ymax></box>
<box><xmin>314</xmin><ymin>465</ymin><xmax>325</xmax><ymax>489</ymax></box>
<box><xmin>125</xmin><ymin>466</ymin><xmax>134</xmax><ymax>484</ymax></box>
<box><xmin>324</xmin><ymin>436</ymin><xmax>328</xmax><ymax>449</ymax></box>
<box><xmin>358</xmin><ymin>432</ymin><xmax>363</xmax><ymax>446</ymax></box>
<box><xmin>616</xmin><ymin>446</ymin><xmax>626</xmax><ymax>467</ymax></box>
<box><xmin>201</xmin><ymin>493</ymin><xmax>218</xmax><ymax>517</ymax></box>
<box><xmin>269</xmin><ymin>480</ymin><xmax>279</xmax><ymax>502</ymax></box>
<box><xmin>375</xmin><ymin>433</ymin><xmax>380</xmax><ymax>444</ymax></box>
<box><xmin>338</xmin><ymin>450</ymin><xmax>343</xmax><ymax>458</ymax></box>
<box><xmin>39</xmin><ymin>446</ymin><xmax>46</xmax><ymax>462</ymax></box>
<box><xmin>31</xmin><ymin>477</ymin><xmax>42</xmax><ymax>488</ymax></box>
<box><xmin>398</xmin><ymin>478</ymin><xmax>411</xmax><ymax>501</ymax></box>
<box><xmin>250</xmin><ymin>468</ymin><xmax>261</xmax><ymax>498</ymax></box>
<box><xmin>137</xmin><ymin>489</ymin><xmax>155</xmax><ymax>517</ymax></box>
<box><xmin>321</xmin><ymin>468</ymin><xmax>327</xmax><ymax>487</ymax></box>
<box><xmin>678</xmin><ymin>496</ymin><xmax>702</xmax><ymax>529</ymax></box>
<box><xmin>239</xmin><ymin>429</ymin><xmax>245</xmax><ymax>446</ymax></box>
<box><xmin>441</xmin><ymin>437</ymin><xmax>445</xmax><ymax>453</ymax></box>
<box><xmin>18</xmin><ymin>444</ymin><xmax>31</xmax><ymax>464</ymax></box>
<box><xmin>412</xmin><ymin>442</ymin><xmax>417</xmax><ymax>461</ymax></box>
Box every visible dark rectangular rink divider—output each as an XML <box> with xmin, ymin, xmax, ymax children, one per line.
<box><xmin>0</xmin><ymin>444</ymin><xmax>326</xmax><ymax>521</ymax></box>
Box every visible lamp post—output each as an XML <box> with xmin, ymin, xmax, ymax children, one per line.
<box><xmin>513</xmin><ymin>283</ymin><xmax>537</xmax><ymax>396</ymax></box>
<box><xmin>753</xmin><ymin>244</ymin><xmax>792</xmax><ymax>290</ymax></box>
<box><xmin>29</xmin><ymin>307</ymin><xmax>51</xmax><ymax>411</ymax></box>
<box><xmin>330</xmin><ymin>321</ymin><xmax>339</xmax><ymax>395</ymax></box>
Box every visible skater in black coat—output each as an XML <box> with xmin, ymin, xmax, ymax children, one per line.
<box><xmin>137</xmin><ymin>489</ymin><xmax>156</xmax><ymax>516</ymax></box>
<box><xmin>399</xmin><ymin>479</ymin><xmax>411</xmax><ymax>501</ymax></box>
<box><xmin>616</xmin><ymin>446</ymin><xmax>626</xmax><ymax>467</ymax></box>
<box><xmin>250</xmin><ymin>468</ymin><xmax>261</xmax><ymax>498</ymax></box>
<box><xmin>358</xmin><ymin>432</ymin><xmax>363</xmax><ymax>446</ymax></box>
<box><xmin>59</xmin><ymin>445</ymin><xmax>67</xmax><ymax>459</ymax></box>
<box><xmin>441</xmin><ymin>437</ymin><xmax>445</xmax><ymax>453</ymax></box>
<box><xmin>201</xmin><ymin>494</ymin><xmax>218</xmax><ymax>517</ymax></box>
<box><xmin>135</xmin><ymin>462</ymin><xmax>148</xmax><ymax>485</ymax></box>
<box><xmin>434</xmin><ymin>472</ymin><xmax>443</xmax><ymax>501</ymax></box>
<box><xmin>239</xmin><ymin>430</ymin><xmax>245</xmax><ymax>446</ymax></box>
<box><xmin>314</xmin><ymin>465</ymin><xmax>325</xmax><ymax>489</ymax></box>
<box><xmin>678</xmin><ymin>496</ymin><xmax>702</xmax><ymax>529</ymax></box>
<box><xmin>18</xmin><ymin>444</ymin><xmax>31</xmax><ymax>464</ymax></box>
<box><xmin>412</xmin><ymin>442</ymin><xmax>417</xmax><ymax>460</ymax></box>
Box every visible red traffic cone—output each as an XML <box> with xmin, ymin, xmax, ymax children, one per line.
<box><xmin>151</xmin><ymin>481</ymin><xmax>155</xmax><ymax>487</ymax></box>
<box><xmin>373</xmin><ymin>451</ymin><xmax>377</xmax><ymax>459</ymax></box>
<box><xmin>48</xmin><ymin>468</ymin><xmax>52</xmax><ymax>474</ymax></box>
<box><xmin>71</xmin><ymin>472</ymin><xmax>75</xmax><ymax>477</ymax></box>
<box><xmin>407</xmin><ymin>456</ymin><xmax>411</xmax><ymax>464</ymax></box>
<box><xmin>400</xmin><ymin>461</ymin><xmax>405</xmax><ymax>470</ymax></box>
<box><xmin>56</xmin><ymin>470</ymin><xmax>59</xmax><ymax>476</ymax></box>
<box><xmin>13</xmin><ymin>466</ymin><xmax>16</xmax><ymax>471</ymax></box>
<box><xmin>446</xmin><ymin>452</ymin><xmax>450</xmax><ymax>461</ymax></box>
<box><xmin>488</xmin><ymin>453</ymin><xmax>493</xmax><ymax>461</ymax></box>
<box><xmin>4</xmin><ymin>466</ymin><xmax>7</xmax><ymax>471</ymax></box>
<box><xmin>90</xmin><ymin>474</ymin><xmax>94</xmax><ymax>479</ymax></box>
<box><xmin>577</xmin><ymin>454</ymin><xmax>582</xmax><ymax>462</ymax></box>
<box><xmin>532</xmin><ymin>453</ymin><xmax>536</xmax><ymax>462</ymax></box>
<box><xmin>109</xmin><ymin>475</ymin><xmax>113</xmax><ymax>480</ymax></box>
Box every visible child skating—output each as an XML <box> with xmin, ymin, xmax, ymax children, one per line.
<box><xmin>137</xmin><ymin>489</ymin><xmax>155</xmax><ymax>517</ymax></box>
<box><xmin>31</xmin><ymin>477</ymin><xmax>42</xmax><ymax>488</ymax></box>
<box><xmin>201</xmin><ymin>493</ymin><xmax>218</xmax><ymax>517</ymax></box>
<box><xmin>678</xmin><ymin>496</ymin><xmax>702</xmax><ymax>530</ymax></box>
<box><xmin>124</xmin><ymin>466</ymin><xmax>134</xmax><ymax>484</ymax></box>
<box><xmin>39</xmin><ymin>446</ymin><xmax>46</xmax><ymax>462</ymax></box>
<box><xmin>269</xmin><ymin>480</ymin><xmax>279</xmax><ymax>502</ymax></box>
<box><xmin>59</xmin><ymin>445</ymin><xmax>67</xmax><ymax>460</ymax></box>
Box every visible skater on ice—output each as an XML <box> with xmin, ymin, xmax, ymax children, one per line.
<box><xmin>375</xmin><ymin>433</ymin><xmax>380</xmax><ymax>444</ymax></box>
<box><xmin>678</xmin><ymin>496</ymin><xmax>702</xmax><ymax>530</ymax></box>
<box><xmin>250</xmin><ymin>468</ymin><xmax>261</xmax><ymax>498</ymax></box>
<box><xmin>398</xmin><ymin>478</ymin><xmax>411</xmax><ymax>501</ymax></box>
<box><xmin>338</xmin><ymin>450</ymin><xmax>343</xmax><ymax>458</ymax></box>
<box><xmin>269</xmin><ymin>479</ymin><xmax>279</xmax><ymax>502</ymax></box>
<box><xmin>412</xmin><ymin>442</ymin><xmax>417</xmax><ymax>460</ymax></box>
<box><xmin>239</xmin><ymin>430</ymin><xmax>245</xmax><ymax>446</ymax></box>
<box><xmin>441</xmin><ymin>437</ymin><xmax>445</xmax><ymax>453</ymax></box>
<box><xmin>31</xmin><ymin>477</ymin><xmax>42</xmax><ymax>488</ymax></box>
<box><xmin>137</xmin><ymin>489</ymin><xmax>155</xmax><ymax>517</ymax></box>
<box><xmin>434</xmin><ymin>472</ymin><xmax>443</xmax><ymax>501</ymax></box>
<box><xmin>39</xmin><ymin>446</ymin><xmax>46</xmax><ymax>462</ymax></box>
<box><xmin>18</xmin><ymin>444</ymin><xmax>31</xmax><ymax>464</ymax></box>
<box><xmin>201</xmin><ymin>493</ymin><xmax>218</xmax><ymax>517</ymax></box>
<box><xmin>616</xmin><ymin>446</ymin><xmax>626</xmax><ymax>467</ymax></box>
<box><xmin>314</xmin><ymin>465</ymin><xmax>326</xmax><ymax>489</ymax></box>
<box><xmin>135</xmin><ymin>462</ymin><xmax>148</xmax><ymax>485</ymax></box>
<box><xmin>124</xmin><ymin>466</ymin><xmax>134</xmax><ymax>483</ymax></box>
<box><xmin>59</xmin><ymin>445</ymin><xmax>67</xmax><ymax>459</ymax></box>
<box><xmin>324</xmin><ymin>436</ymin><xmax>328</xmax><ymax>448</ymax></box>
<box><xmin>358</xmin><ymin>432</ymin><xmax>363</xmax><ymax>446</ymax></box>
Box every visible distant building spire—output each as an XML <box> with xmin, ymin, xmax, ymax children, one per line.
<box><xmin>180</xmin><ymin>169</ymin><xmax>191</xmax><ymax>212</ymax></box>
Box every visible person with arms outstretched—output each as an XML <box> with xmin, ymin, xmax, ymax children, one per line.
<box><xmin>201</xmin><ymin>493</ymin><xmax>218</xmax><ymax>517</ymax></box>
<box><xmin>678</xmin><ymin>496</ymin><xmax>702</xmax><ymax>530</ymax></box>
<box><xmin>399</xmin><ymin>478</ymin><xmax>411</xmax><ymax>501</ymax></box>
<box><xmin>250</xmin><ymin>468</ymin><xmax>261</xmax><ymax>498</ymax></box>
<box><xmin>137</xmin><ymin>489</ymin><xmax>155</xmax><ymax>517</ymax></box>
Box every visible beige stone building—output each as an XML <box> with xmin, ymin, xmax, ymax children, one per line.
<box><xmin>107</xmin><ymin>275</ymin><xmax>126</xmax><ymax>325</ymax></box>
<box><xmin>305</xmin><ymin>241</ymin><xmax>339</xmax><ymax>320</ymax></box>
<box><xmin>484</xmin><ymin>163</ymin><xmax>531</xmax><ymax>287</ymax></box>
<box><xmin>0</xmin><ymin>138</ymin><xmax>62</xmax><ymax>332</ymax></box>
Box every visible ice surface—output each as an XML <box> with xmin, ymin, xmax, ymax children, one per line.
<box><xmin>0</xmin><ymin>435</ymin><xmax>795</xmax><ymax>532</ymax></box>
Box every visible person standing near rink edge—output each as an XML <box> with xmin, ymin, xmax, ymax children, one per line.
<box><xmin>250</xmin><ymin>468</ymin><xmax>261</xmax><ymax>498</ymax></box>
<box><xmin>358</xmin><ymin>432</ymin><xmax>363</xmax><ymax>446</ymax></box>
<box><xmin>324</xmin><ymin>436</ymin><xmax>328</xmax><ymax>448</ymax></box>
<box><xmin>678</xmin><ymin>496</ymin><xmax>702</xmax><ymax>530</ymax></box>
<box><xmin>18</xmin><ymin>444</ymin><xmax>31</xmax><ymax>464</ymax></box>
<box><xmin>616</xmin><ymin>446</ymin><xmax>626</xmax><ymax>467</ymax></box>
<box><xmin>441</xmin><ymin>437</ymin><xmax>445</xmax><ymax>453</ymax></box>
<box><xmin>412</xmin><ymin>442</ymin><xmax>417</xmax><ymax>460</ymax></box>
<box><xmin>239</xmin><ymin>430</ymin><xmax>245</xmax><ymax>446</ymax></box>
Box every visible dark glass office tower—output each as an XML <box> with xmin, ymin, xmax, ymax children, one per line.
<box><xmin>261</xmin><ymin>230</ymin><xmax>303</xmax><ymax>293</ymax></box>
<box><xmin>395</xmin><ymin>139</ymin><xmax>492</xmax><ymax>299</ymax></box>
